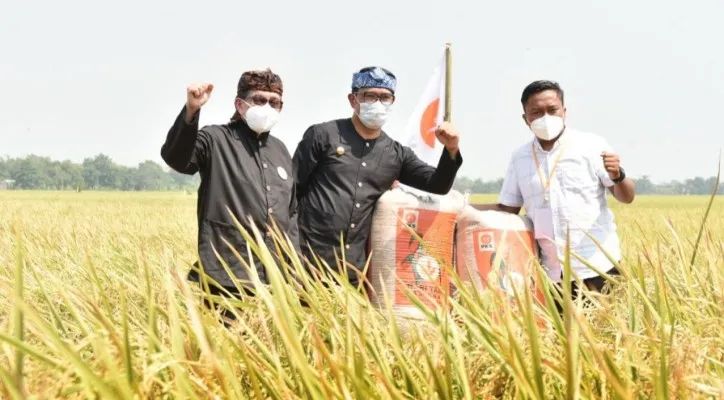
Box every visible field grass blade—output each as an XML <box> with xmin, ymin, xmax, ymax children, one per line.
<box><xmin>82</xmin><ymin>253</ymin><xmax>115</xmax><ymax>322</ymax></box>
<box><xmin>162</xmin><ymin>271</ymin><xmax>196</xmax><ymax>398</ymax></box>
<box><xmin>520</xmin><ymin>271</ymin><xmax>546</xmax><ymax>400</ymax></box>
<box><xmin>656</xmin><ymin>318</ymin><xmax>671</xmax><ymax>399</ymax></box>
<box><xmin>379</xmin><ymin>292</ymin><xmax>423</xmax><ymax>396</ymax></box>
<box><xmin>0</xmin><ymin>331</ymin><xmax>64</xmax><ymax>371</ymax></box>
<box><xmin>0</xmin><ymin>364</ymin><xmax>24</xmax><ymax>400</ymax></box>
<box><xmin>10</xmin><ymin>220</ymin><xmax>25</xmax><ymax>395</ymax></box>
<box><xmin>561</xmin><ymin>227</ymin><xmax>581</xmax><ymax>400</ymax></box>
<box><xmin>27</xmin><ymin>263</ymin><xmax>68</xmax><ymax>336</ymax></box>
<box><xmin>689</xmin><ymin>152</ymin><xmax>721</xmax><ymax>269</ymax></box>
<box><xmin>119</xmin><ymin>288</ymin><xmax>135</xmax><ymax>392</ymax></box>
<box><xmin>140</xmin><ymin>249</ymin><xmax>160</xmax><ymax>356</ymax></box>
<box><xmin>11</xmin><ymin>297</ymin><xmax>128</xmax><ymax>399</ymax></box>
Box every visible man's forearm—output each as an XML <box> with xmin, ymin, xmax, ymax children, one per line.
<box><xmin>611</xmin><ymin>178</ymin><xmax>636</xmax><ymax>203</ymax></box>
<box><xmin>184</xmin><ymin>105</ymin><xmax>200</xmax><ymax>124</ymax></box>
<box><xmin>447</xmin><ymin>147</ymin><xmax>459</xmax><ymax>160</ymax></box>
<box><xmin>470</xmin><ymin>203</ymin><xmax>521</xmax><ymax>214</ymax></box>
<box><xmin>404</xmin><ymin>148</ymin><xmax>462</xmax><ymax>195</ymax></box>
<box><xmin>471</xmin><ymin>203</ymin><xmax>501</xmax><ymax>211</ymax></box>
<box><xmin>160</xmin><ymin>105</ymin><xmax>200</xmax><ymax>173</ymax></box>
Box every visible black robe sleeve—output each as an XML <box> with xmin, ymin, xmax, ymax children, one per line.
<box><xmin>398</xmin><ymin>146</ymin><xmax>463</xmax><ymax>194</ymax></box>
<box><xmin>160</xmin><ymin>105</ymin><xmax>212</xmax><ymax>175</ymax></box>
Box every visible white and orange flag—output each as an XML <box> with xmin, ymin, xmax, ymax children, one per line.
<box><xmin>400</xmin><ymin>48</ymin><xmax>447</xmax><ymax>167</ymax></box>
<box><xmin>396</xmin><ymin>47</ymin><xmax>447</xmax><ymax>197</ymax></box>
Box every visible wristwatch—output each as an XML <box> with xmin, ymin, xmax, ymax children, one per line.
<box><xmin>612</xmin><ymin>167</ymin><xmax>626</xmax><ymax>184</ymax></box>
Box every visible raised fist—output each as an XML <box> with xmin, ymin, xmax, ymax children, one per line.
<box><xmin>186</xmin><ymin>83</ymin><xmax>214</xmax><ymax>113</ymax></box>
<box><xmin>435</xmin><ymin>121</ymin><xmax>460</xmax><ymax>155</ymax></box>
<box><xmin>601</xmin><ymin>151</ymin><xmax>622</xmax><ymax>180</ymax></box>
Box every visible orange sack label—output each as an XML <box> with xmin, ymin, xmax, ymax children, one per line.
<box><xmin>466</xmin><ymin>228</ymin><xmax>544</xmax><ymax>303</ymax></box>
<box><xmin>393</xmin><ymin>208</ymin><xmax>456</xmax><ymax>308</ymax></box>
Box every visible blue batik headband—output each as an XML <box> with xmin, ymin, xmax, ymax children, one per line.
<box><xmin>351</xmin><ymin>67</ymin><xmax>397</xmax><ymax>93</ymax></box>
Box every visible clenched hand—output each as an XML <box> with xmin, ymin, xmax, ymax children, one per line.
<box><xmin>601</xmin><ymin>152</ymin><xmax>622</xmax><ymax>180</ymax></box>
<box><xmin>185</xmin><ymin>83</ymin><xmax>214</xmax><ymax>122</ymax></box>
<box><xmin>435</xmin><ymin>121</ymin><xmax>460</xmax><ymax>157</ymax></box>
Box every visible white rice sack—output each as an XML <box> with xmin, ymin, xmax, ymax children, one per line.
<box><xmin>367</xmin><ymin>188</ymin><xmax>465</xmax><ymax>319</ymax></box>
<box><xmin>455</xmin><ymin>206</ymin><xmax>542</xmax><ymax>300</ymax></box>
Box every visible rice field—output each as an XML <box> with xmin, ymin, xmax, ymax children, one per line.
<box><xmin>1</xmin><ymin>190</ymin><xmax>723</xmax><ymax>399</ymax></box>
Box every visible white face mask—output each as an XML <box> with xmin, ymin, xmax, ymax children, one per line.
<box><xmin>357</xmin><ymin>101</ymin><xmax>390</xmax><ymax>130</ymax></box>
<box><xmin>243</xmin><ymin>103</ymin><xmax>280</xmax><ymax>134</ymax></box>
<box><xmin>529</xmin><ymin>114</ymin><xmax>564</xmax><ymax>141</ymax></box>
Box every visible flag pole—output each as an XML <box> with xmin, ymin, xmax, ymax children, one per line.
<box><xmin>444</xmin><ymin>42</ymin><xmax>452</xmax><ymax>122</ymax></box>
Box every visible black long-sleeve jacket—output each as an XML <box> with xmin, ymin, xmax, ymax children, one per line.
<box><xmin>161</xmin><ymin>105</ymin><xmax>299</xmax><ymax>289</ymax></box>
<box><xmin>292</xmin><ymin>118</ymin><xmax>462</xmax><ymax>286</ymax></box>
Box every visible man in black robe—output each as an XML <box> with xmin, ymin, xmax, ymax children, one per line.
<box><xmin>293</xmin><ymin>66</ymin><xmax>463</xmax><ymax>288</ymax></box>
<box><xmin>160</xmin><ymin>69</ymin><xmax>299</xmax><ymax>318</ymax></box>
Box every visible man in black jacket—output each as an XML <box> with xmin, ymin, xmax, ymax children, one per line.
<box><xmin>293</xmin><ymin>66</ymin><xmax>463</xmax><ymax>288</ymax></box>
<box><xmin>160</xmin><ymin>69</ymin><xmax>298</xmax><ymax>318</ymax></box>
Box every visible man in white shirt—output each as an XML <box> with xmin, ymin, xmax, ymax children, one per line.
<box><xmin>477</xmin><ymin>80</ymin><xmax>636</xmax><ymax>304</ymax></box>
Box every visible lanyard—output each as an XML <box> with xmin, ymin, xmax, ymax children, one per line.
<box><xmin>531</xmin><ymin>140</ymin><xmax>567</xmax><ymax>202</ymax></box>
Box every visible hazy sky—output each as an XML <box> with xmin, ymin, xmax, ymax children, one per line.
<box><xmin>1</xmin><ymin>0</ymin><xmax>722</xmax><ymax>183</ymax></box>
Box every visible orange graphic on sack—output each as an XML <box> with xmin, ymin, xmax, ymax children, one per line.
<box><xmin>394</xmin><ymin>207</ymin><xmax>456</xmax><ymax>309</ymax></box>
<box><xmin>468</xmin><ymin>228</ymin><xmax>544</xmax><ymax>305</ymax></box>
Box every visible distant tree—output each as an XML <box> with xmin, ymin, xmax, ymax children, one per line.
<box><xmin>135</xmin><ymin>160</ymin><xmax>172</xmax><ymax>190</ymax></box>
<box><xmin>60</xmin><ymin>160</ymin><xmax>85</xmax><ymax>190</ymax></box>
<box><xmin>633</xmin><ymin>175</ymin><xmax>655</xmax><ymax>194</ymax></box>
<box><xmin>11</xmin><ymin>155</ymin><xmax>53</xmax><ymax>189</ymax></box>
<box><xmin>452</xmin><ymin>176</ymin><xmax>474</xmax><ymax>193</ymax></box>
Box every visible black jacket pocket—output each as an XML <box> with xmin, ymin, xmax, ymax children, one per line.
<box><xmin>197</xmin><ymin>219</ymin><xmax>267</xmax><ymax>287</ymax></box>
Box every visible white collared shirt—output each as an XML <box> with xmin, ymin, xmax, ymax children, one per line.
<box><xmin>498</xmin><ymin>128</ymin><xmax>621</xmax><ymax>282</ymax></box>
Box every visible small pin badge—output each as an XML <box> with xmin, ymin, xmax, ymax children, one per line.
<box><xmin>336</xmin><ymin>146</ymin><xmax>345</xmax><ymax>156</ymax></box>
<box><xmin>277</xmin><ymin>166</ymin><xmax>288</xmax><ymax>180</ymax></box>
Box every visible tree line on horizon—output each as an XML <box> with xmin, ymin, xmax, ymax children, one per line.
<box><xmin>0</xmin><ymin>154</ymin><xmax>721</xmax><ymax>195</ymax></box>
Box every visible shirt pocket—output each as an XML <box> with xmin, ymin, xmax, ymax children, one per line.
<box><xmin>198</xmin><ymin>219</ymin><xmax>258</xmax><ymax>284</ymax></box>
<box><xmin>518</xmin><ymin>163</ymin><xmax>543</xmax><ymax>204</ymax></box>
<box><xmin>299</xmin><ymin>205</ymin><xmax>340</xmax><ymax>239</ymax></box>
<box><xmin>558</xmin><ymin>158</ymin><xmax>597</xmax><ymax>192</ymax></box>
